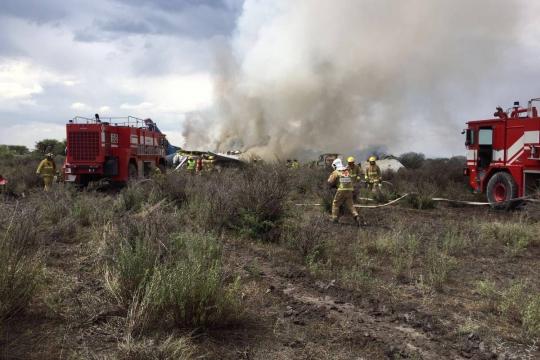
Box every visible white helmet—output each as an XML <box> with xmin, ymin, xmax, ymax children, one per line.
<box><xmin>331</xmin><ymin>158</ymin><xmax>343</xmax><ymax>170</ymax></box>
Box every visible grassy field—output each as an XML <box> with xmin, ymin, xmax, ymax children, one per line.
<box><xmin>0</xmin><ymin>155</ymin><xmax>539</xmax><ymax>359</ymax></box>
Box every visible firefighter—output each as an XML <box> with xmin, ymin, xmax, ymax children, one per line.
<box><xmin>328</xmin><ymin>159</ymin><xmax>360</xmax><ymax>225</ymax></box>
<box><xmin>36</xmin><ymin>153</ymin><xmax>56</xmax><ymax>191</ymax></box>
<box><xmin>347</xmin><ymin>156</ymin><xmax>362</xmax><ymax>201</ymax></box>
<box><xmin>205</xmin><ymin>155</ymin><xmax>216</xmax><ymax>172</ymax></box>
<box><xmin>365</xmin><ymin>156</ymin><xmax>382</xmax><ymax>192</ymax></box>
<box><xmin>186</xmin><ymin>156</ymin><xmax>196</xmax><ymax>173</ymax></box>
<box><xmin>152</xmin><ymin>165</ymin><xmax>164</xmax><ymax>179</ymax></box>
<box><xmin>195</xmin><ymin>157</ymin><xmax>203</xmax><ymax>174</ymax></box>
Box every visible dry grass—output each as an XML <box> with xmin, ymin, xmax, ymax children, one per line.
<box><xmin>1</xmin><ymin>156</ymin><xmax>539</xmax><ymax>358</ymax></box>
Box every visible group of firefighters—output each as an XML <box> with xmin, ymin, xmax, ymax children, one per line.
<box><xmin>327</xmin><ymin>156</ymin><xmax>382</xmax><ymax>225</ymax></box>
<box><xmin>185</xmin><ymin>155</ymin><xmax>216</xmax><ymax>174</ymax></box>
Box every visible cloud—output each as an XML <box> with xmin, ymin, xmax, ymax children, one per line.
<box><xmin>120</xmin><ymin>102</ymin><xmax>154</xmax><ymax>110</ymax></box>
<box><xmin>70</xmin><ymin>102</ymin><xmax>89</xmax><ymax>110</ymax></box>
<box><xmin>0</xmin><ymin>59</ymin><xmax>70</xmax><ymax>111</ymax></box>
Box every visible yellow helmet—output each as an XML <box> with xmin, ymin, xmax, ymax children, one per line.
<box><xmin>208</xmin><ymin>156</ymin><xmax>214</xmax><ymax>160</ymax></box>
<box><xmin>369</xmin><ymin>156</ymin><xmax>377</xmax><ymax>162</ymax></box>
<box><xmin>347</xmin><ymin>156</ymin><xmax>355</xmax><ymax>163</ymax></box>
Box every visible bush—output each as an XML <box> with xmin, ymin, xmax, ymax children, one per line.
<box><xmin>0</xmin><ymin>207</ymin><xmax>43</xmax><ymax>323</ymax></box>
<box><xmin>141</xmin><ymin>232</ymin><xmax>241</xmax><ymax>328</ymax></box>
<box><xmin>0</xmin><ymin>154</ymin><xmax>43</xmax><ymax>195</ymax></box>
<box><xmin>281</xmin><ymin>212</ymin><xmax>329</xmax><ymax>262</ymax></box>
<box><xmin>425</xmin><ymin>244</ymin><xmax>456</xmax><ymax>291</ymax></box>
<box><xmin>103</xmin><ymin>217</ymin><xmax>241</xmax><ymax>332</ymax></box>
<box><xmin>480</xmin><ymin>221</ymin><xmax>538</xmax><ymax>255</ymax></box>
<box><xmin>103</xmin><ymin>212</ymin><xmax>177</xmax><ymax>304</ymax></box>
<box><xmin>182</xmin><ymin>165</ymin><xmax>288</xmax><ymax>241</ymax></box>
<box><xmin>522</xmin><ymin>295</ymin><xmax>540</xmax><ymax>339</ymax></box>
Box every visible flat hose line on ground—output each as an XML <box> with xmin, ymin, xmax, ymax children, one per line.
<box><xmin>295</xmin><ymin>194</ymin><xmax>539</xmax><ymax>208</ymax></box>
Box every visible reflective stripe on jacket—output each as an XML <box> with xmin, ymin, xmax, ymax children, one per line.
<box><xmin>365</xmin><ymin>165</ymin><xmax>381</xmax><ymax>181</ymax></box>
<box><xmin>328</xmin><ymin>170</ymin><xmax>354</xmax><ymax>191</ymax></box>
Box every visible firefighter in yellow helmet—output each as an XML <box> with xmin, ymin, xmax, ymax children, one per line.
<box><xmin>347</xmin><ymin>156</ymin><xmax>362</xmax><ymax>201</ymax></box>
<box><xmin>327</xmin><ymin>159</ymin><xmax>360</xmax><ymax>225</ymax></box>
<box><xmin>365</xmin><ymin>156</ymin><xmax>382</xmax><ymax>192</ymax></box>
<box><xmin>203</xmin><ymin>155</ymin><xmax>216</xmax><ymax>172</ymax></box>
<box><xmin>36</xmin><ymin>153</ymin><xmax>56</xmax><ymax>191</ymax></box>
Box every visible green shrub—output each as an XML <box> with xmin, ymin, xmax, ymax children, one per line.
<box><xmin>481</xmin><ymin>221</ymin><xmax>538</xmax><ymax>255</ymax></box>
<box><xmin>114</xmin><ymin>183</ymin><xmax>151</xmax><ymax>212</ymax></box>
<box><xmin>499</xmin><ymin>282</ymin><xmax>529</xmax><ymax>323</ymax></box>
<box><xmin>425</xmin><ymin>245</ymin><xmax>456</xmax><ymax>291</ymax></box>
<box><xmin>104</xmin><ymin>222</ymin><xmax>241</xmax><ymax>332</ymax></box>
<box><xmin>439</xmin><ymin>226</ymin><xmax>472</xmax><ymax>256</ymax></box>
<box><xmin>0</xmin><ymin>208</ymin><xmax>43</xmax><ymax>323</ymax></box>
<box><xmin>103</xmin><ymin>213</ymin><xmax>174</xmax><ymax>304</ymax></box>
<box><xmin>141</xmin><ymin>232</ymin><xmax>241</xmax><ymax>328</ymax></box>
<box><xmin>281</xmin><ymin>212</ymin><xmax>328</xmax><ymax>260</ymax></box>
<box><xmin>522</xmin><ymin>295</ymin><xmax>540</xmax><ymax>339</ymax></box>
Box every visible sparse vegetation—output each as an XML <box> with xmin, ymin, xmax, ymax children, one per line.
<box><xmin>1</xmin><ymin>156</ymin><xmax>539</xmax><ymax>358</ymax></box>
<box><xmin>0</xmin><ymin>207</ymin><xmax>43</xmax><ymax>323</ymax></box>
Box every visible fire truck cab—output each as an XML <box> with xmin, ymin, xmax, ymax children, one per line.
<box><xmin>64</xmin><ymin>115</ymin><xmax>168</xmax><ymax>186</ymax></box>
<box><xmin>465</xmin><ymin>98</ymin><xmax>540</xmax><ymax>208</ymax></box>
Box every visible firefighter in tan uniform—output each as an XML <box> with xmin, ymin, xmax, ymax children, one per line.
<box><xmin>365</xmin><ymin>156</ymin><xmax>382</xmax><ymax>192</ymax></box>
<box><xmin>328</xmin><ymin>159</ymin><xmax>360</xmax><ymax>225</ymax></box>
<box><xmin>202</xmin><ymin>155</ymin><xmax>216</xmax><ymax>172</ymax></box>
<box><xmin>347</xmin><ymin>156</ymin><xmax>362</xmax><ymax>201</ymax></box>
<box><xmin>36</xmin><ymin>153</ymin><xmax>56</xmax><ymax>191</ymax></box>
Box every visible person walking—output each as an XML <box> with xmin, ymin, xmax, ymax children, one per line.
<box><xmin>328</xmin><ymin>159</ymin><xmax>360</xmax><ymax>225</ymax></box>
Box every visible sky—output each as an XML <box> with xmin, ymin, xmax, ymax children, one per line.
<box><xmin>1</xmin><ymin>0</ymin><xmax>539</xmax><ymax>158</ymax></box>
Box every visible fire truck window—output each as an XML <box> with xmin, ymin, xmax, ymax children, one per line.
<box><xmin>465</xmin><ymin>129</ymin><xmax>474</xmax><ymax>146</ymax></box>
<box><xmin>478</xmin><ymin>129</ymin><xmax>493</xmax><ymax>145</ymax></box>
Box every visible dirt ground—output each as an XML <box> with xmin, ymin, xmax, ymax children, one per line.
<box><xmin>2</xmin><ymin>203</ymin><xmax>539</xmax><ymax>360</ymax></box>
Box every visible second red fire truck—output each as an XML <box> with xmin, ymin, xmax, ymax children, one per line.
<box><xmin>464</xmin><ymin>98</ymin><xmax>540</xmax><ymax>208</ymax></box>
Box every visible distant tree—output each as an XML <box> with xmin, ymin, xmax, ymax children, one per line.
<box><xmin>399</xmin><ymin>152</ymin><xmax>426</xmax><ymax>169</ymax></box>
<box><xmin>8</xmin><ymin>145</ymin><xmax>29</xmax><ymax>155</ymax></box>
<box><xmin>0</xmin><ymin>145</ymin><xmax>29</xmax><ymax>157</ymax></box>
<box><xmin>35</xmin><ymin>139</ymin><xmax>66</xmax><ymax>155</ymax></box>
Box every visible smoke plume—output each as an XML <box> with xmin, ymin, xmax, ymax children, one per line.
<box><xmin>183</xmin><ymin>0</ymin><xmax>524</xmax><ymax>159</ymax></box>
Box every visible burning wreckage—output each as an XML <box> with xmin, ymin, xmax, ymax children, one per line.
<box><xmin>170</xmin><ymin>149</ymin><xmax>247</xmax><ymax>172</ymax></box>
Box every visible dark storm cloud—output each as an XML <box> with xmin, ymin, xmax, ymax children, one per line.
<box><xmin>0</xmin><ymin>0</ymin><xmax>67</xmax><ymax>23</ymax></box>
<box><xmin>73</xmin><ymin>0</ymin><xmax>242</xmax><ymax>43</ymax></box>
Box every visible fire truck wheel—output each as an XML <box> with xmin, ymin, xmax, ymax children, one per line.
<box><xmin>486</xmin><ymin>172</ymin><xmax>518</xmax><ymax>210</ymax></box>
<box><xmin>128</xmin><ymin>163</ymin><xmax>138</xmax><ymax>180</ymax></box>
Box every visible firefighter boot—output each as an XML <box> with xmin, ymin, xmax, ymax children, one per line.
<box><xmin>354</xmin><ymin>215</ymin><xmax>360</xmax><ymax>227</ymax></box>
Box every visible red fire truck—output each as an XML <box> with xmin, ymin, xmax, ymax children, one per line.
<box><xmin>64</xmin><ymin>115</ymin><xmax>167</xmax><ymax>186</ymax></box>
<box><xmin>464</xmin><ymin>98</ymin><xmax>540</xmax><ymax>208</ymax></box>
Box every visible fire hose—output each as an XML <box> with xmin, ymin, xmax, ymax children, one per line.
<box><xmin>295</xmin><ymin>194</ymin><xmax>539</xmax><ymax>209</ymax></box>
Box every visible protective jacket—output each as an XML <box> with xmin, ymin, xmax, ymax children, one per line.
<box><xmin>365</xmin><ymin>164</ymin><xmax>381</xmax><ymax>182</ymax></box>
<box><xmin>36</xmin><ymin>159</ymin><xmax>56</xmax><ymax>176</ymax></box>
<box><xmin>186</xmin><ymin>159</ymin><xmax>196</xmax><ymax>171</ymax></box>
<box><xmin>348</xmin><ymin>164</ymin><xmax>362</xmax><ymax>183</ymax></box>
<box><xmin>328</xmin><ymin>169</ymin><xmax>354</xmax><ymax>191</ymax></box>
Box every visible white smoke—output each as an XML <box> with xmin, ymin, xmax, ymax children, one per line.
<box><xmin>184</xmin><ymin>0</ymin><xmax>527</xmax><ymax>159</ymax></box>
